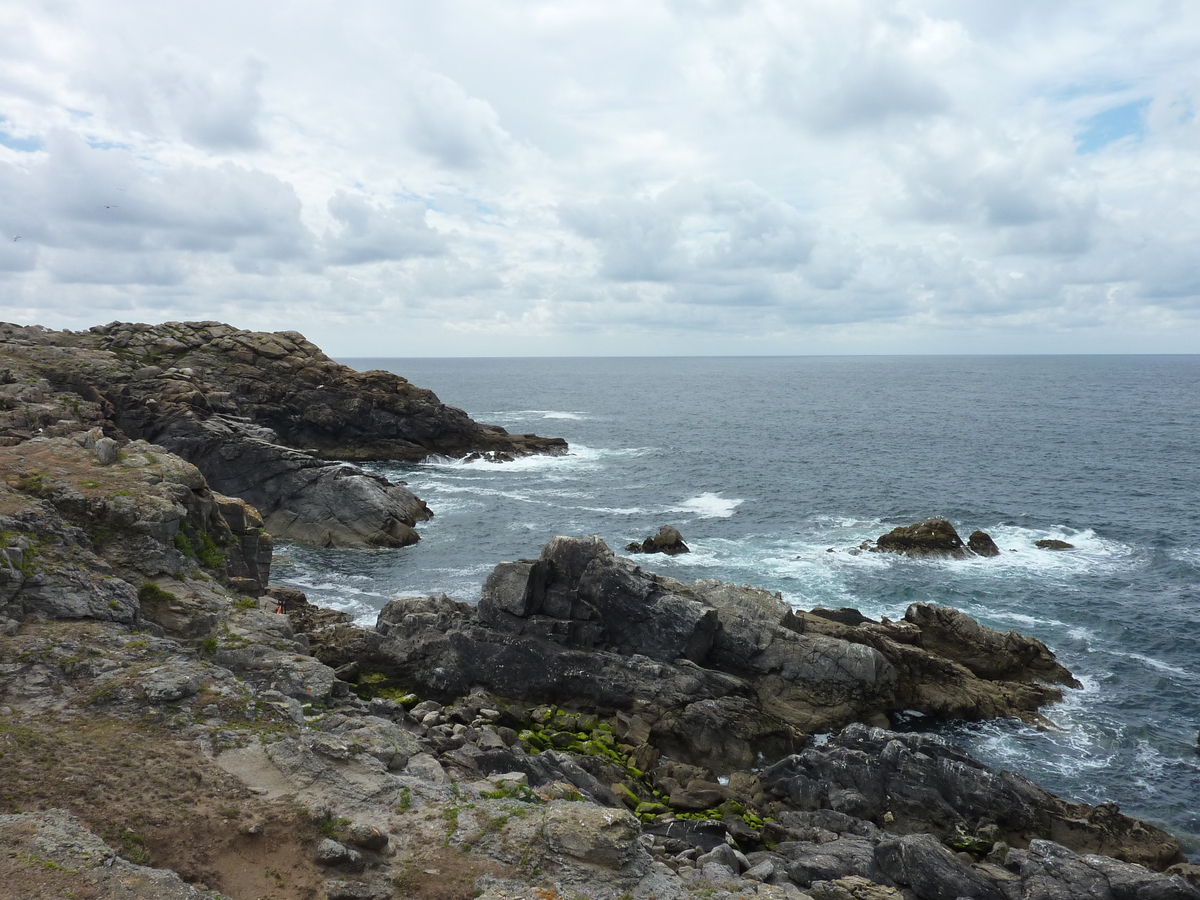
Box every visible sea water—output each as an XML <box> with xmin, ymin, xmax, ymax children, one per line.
<box><xmin>271</xmin><ymin>355</ymin><xmax>1200</xmax><ymax>851</ymax></box>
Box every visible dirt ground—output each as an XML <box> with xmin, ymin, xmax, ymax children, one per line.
<box><xmin>0</xmin><ymin>711</ymin><xmax>326</xmax><ymax>900</ymax></box>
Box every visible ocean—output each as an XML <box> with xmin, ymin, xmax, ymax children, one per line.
<box><xmin>271</xmin><ymin>355</ymin><xmax>1200</xmax><ymax>851</ymax></box>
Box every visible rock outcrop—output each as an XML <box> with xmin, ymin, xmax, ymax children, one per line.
<box><xmin>299</xmin><ymin>535</ymin><xmax>1078</xmax><ymax>776</ymax></box>
<box><xmin>870</xmin><ymin>518</ymin><xmax>972</xmax><ymax>558</ymax></box>
<box><xmin>866</xmin><ymin>518</ymin><xmax>1007</xmax><ymax>560</ymax></box>
<box><xmin>0</xmin><ymin>320</ymin><xmax>567</xmax><ymax>547</ymax></box>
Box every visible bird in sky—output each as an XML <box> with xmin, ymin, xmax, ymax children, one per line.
<box><xmin>11</xmin><ymin>235</ymin><xmax>19</xmax><ymax>241</ymax></box>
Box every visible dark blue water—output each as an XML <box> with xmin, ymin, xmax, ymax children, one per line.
<box><xmin>272</xmin><ymin>356</ymin><xmax>1200</xmax><ymax>851</ymax></box>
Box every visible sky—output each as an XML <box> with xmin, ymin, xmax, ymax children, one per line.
<box><xmin>1</xmin><ymin>1</ymin><xmax>1199</xmax><ymax>356</ymax></box>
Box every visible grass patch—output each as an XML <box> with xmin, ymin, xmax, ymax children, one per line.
<box><xmin>197</xmin><ymin>530</ymin><xmax>224</xmax><ymax>568</ymax></box>
<box><xmin>137</xmin><ymin>582</ymin><xmax>176</xmax><ymax>604</ymax></box>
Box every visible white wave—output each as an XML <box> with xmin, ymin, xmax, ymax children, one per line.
<box><xmin>532</xmin><ymin>410</ymin><xmax>586</xmax><ymax>420</ymax></box>
<box><xmin>670</xmin><ymin>492</ymin><xmax>744</xmax><ymax>519</ymax></box>
<box><xmin>578</xmin><ymin>506</ymin><xmax>647</xmax><ymax>516</ymax></box>
<box><xmin>1114</xmin><ymin>651</ymin><xmax>1193</xmax><ymax>678</ymax></box>
<box><xmin>988</xmin><ymin>611</ymin><xmax>1069</xmax><ymax>629</ymax></box>
<box><xmin>471</xmin><ymin>408</ymin><xmax>588</xmax><ymax>422</ymax></box>
<box><xmin>275</xmin><ymin>576</ymin><xmax>388</xmax><ymax>600</ymax></box>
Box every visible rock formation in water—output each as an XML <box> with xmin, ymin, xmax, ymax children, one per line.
<box><xmin>0</xmin><ymin>320</ymin><xmax>566</xmax><ymax>547</ymax></box>
<box><xmin>626</xmin><ymin>524</ymin><xmax>691</xmax><ymax>555</ymax></box>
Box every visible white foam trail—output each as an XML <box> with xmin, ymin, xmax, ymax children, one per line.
<box><xmin>1115</xmin><ymin>652</ymin><xmax>1193</xmax><ymax>677</ymax></box>
<box><xmin>578</xmin><ymin>506</ymin><xmax>647</xmax><ymax>516</ymax></box>
<box><xmin>670</xmin><ymin>492</ymin><xmax>744</xmax><ymax>519</ymax></box>
<box><xmin>989</xmin><ymin>611</ymin><xmax>1069</xmax><ymax>629</ymax></box>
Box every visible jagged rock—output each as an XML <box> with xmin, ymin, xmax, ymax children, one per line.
<box><xmin>626</xmin><ymin>525</ymin><xmax>690</xmax><ymax>555</ymax></box>
<box><xmin>0</xmin><ymin>434</ymin><xmax>272</xmax><ymax>632</ymax></box>
<box><xmin>873</xmin><ymin>832</ymin><xmax>1004</xmax><ymax>900</ymax></box>
<box><xmin>761</xmin><ymin>724</ymin><xmax>1186</xmax><ymax>872</ymax></box>
<box><xmin>306</xmin><ymin>536</ymin><xmax>1078</xmax><ymax>776</ymax></box>
<box><xmin>901</xmin><ymin>602</ymin><xmax>1079</xmax><ymax>685</ymax></box>
<box><xmin>1017</xmin><ymin>839</ymin><xmax>1200</xmax><ymax>900</ymax></box>
<box><xmin>968</xmin><ymin>530</ymin><xmax>1001</xmax><ymax>557</ymax></box>
<box><xmin>1036</xmin><ymin>539</ymin><xmax>1075</xmax><ymax>550</ymax></box>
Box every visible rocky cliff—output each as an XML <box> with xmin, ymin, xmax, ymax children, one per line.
<box><xmin>1</xmin><ymin>320</ymin><xmax>566</xmax><ymax>548</ymax></box>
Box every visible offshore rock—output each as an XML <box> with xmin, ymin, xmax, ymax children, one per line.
<box><xmin>0</xmin><ymin>320</ymin><xmax>567</xmax><ymax>547</ymax></box>
<box><xmin>871</xmin><ymin>518</ymin><xmax>971</xmax><ymax>558</ymax></box>
<box><xmin>1036</xmin><ymin>539</ymin><xmax>1075</xmax><ymax>550</ymax></box>
<box><xmin>307</xmin><ymin>535</ymin><xmax>1077</xmax><ymax>774</ymax></box>
<box><xmin>625</xmin><ymin>525</ymin><xmax>691</xmax><ymax>555</ymax></box>
<box><xmin>968</xmin><ymin>530</ymin><xmax>1001</xmax><ymax>557</ymax></box>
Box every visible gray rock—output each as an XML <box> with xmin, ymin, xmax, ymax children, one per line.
<box><xmin>873</xmin><ymin>832</ymin><xmax>1004</xmax><ymax>900</ymax></box>
<box><xmin>94</xmin><ymin>437</ymin><xmax>119</xmax><ymax>465</ymax></box>
<box><xmin>1018</xmin><ymin>839</ymin><xmax>1200</xmax><ymax>900</ymax></box>
<box><xmin>543</xmin><ymin>802</ymin><xmax>646</xmax><ymax>869</ymax></box>
<box><xmin>778</xmin><ymin>838</ymin><xmax>890</xmax><ymax>888</ymax></box>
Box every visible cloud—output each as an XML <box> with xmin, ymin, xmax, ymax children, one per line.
<box><xmin>0</xmin><ymin>131</ymin><xmax>310</xmax><ymax>289</ymax></box>
<box><xmin>562</xmin><ymin>179</ymin><xmax>815</xmax><ymax>286</ymax></box>
<box><xmin>0</xmin><ymin>1</ymin><xmax>1198</xmax><ymax>353</ymax></box>
<box><xmin>402</xmin><ymin>69</ymin><xmax>514</xmax><ymax>170</ymax></box>
<box><xmin>755</xmin><ymin>5</ymin><xmax>958</xmax><ymax>132</ymax></box>
<box><xmin>325</xmin><ymin>192</ymin><xmax>447</xmax><ymax>265</ymax></box>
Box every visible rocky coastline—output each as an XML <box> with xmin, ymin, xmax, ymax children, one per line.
<box><xmin>1</xmin><ymin>322</ymin><xmax>1197</xmax><ymax>900</ymax></box>
<box><xmin>1</xmin><ymin>320</ymin><xmax>566</xmax><ymax>549</ymax></box>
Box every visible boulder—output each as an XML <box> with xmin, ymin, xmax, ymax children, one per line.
<box><xmin>1036</xmin><ymin>539</ymin><xmax>1075</xmax><ymax>550</ymax></box>
<box><xmin>968</xmin><ymin>530</ymin><xmax>1001</xmax><ymax>557</ymax></box>
<box><xmin>873</xmin><ymin>833</ymin><xmax>1004</xmax><ymax>900</ymax></box>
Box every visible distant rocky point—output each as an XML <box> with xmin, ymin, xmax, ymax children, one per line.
<box><xmin>0</xmin><ymin>320</ymin><xmax>567</xmax><ymax>548</ymax></box>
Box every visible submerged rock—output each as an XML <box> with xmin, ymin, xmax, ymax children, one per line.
<box><xmin>1036</xmin><ymin>539</ymin><xmax>1075</xmax><ymax>550</ymax></box>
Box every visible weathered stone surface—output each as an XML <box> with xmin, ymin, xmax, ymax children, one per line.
<box><xmin>873</xmin><ymin>833</ymin><xmax>1004</xmax><ymax>900</ymax></box>
<box><xmin>543</xmin><ymin>803</ymin><xmax>646</xmax><ymax>869</ymax></box>
<box><xmin>0</xmin><ymin>809</ymin><xmax>227</xmax><ymax>900</ymax></box>
<box><xmin>1036</xmin><ymin>539</ymin><xmax>1075</xmax><ymax>550</ymax></box>
<box><xmin>0</xmin><ymin>434</ymin><xmax>271</xmax><ymax>632</ymax></box>
<box><xmin>1017</xmin><ymin>839</ymin><xmax>1200</xmax><ymax>900</ymax></box>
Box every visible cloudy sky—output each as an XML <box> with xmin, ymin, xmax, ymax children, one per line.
<box><xmin>1</xmin><ymin>1</ymin><xmax>1198</xmax><ymax>355</ymax></box>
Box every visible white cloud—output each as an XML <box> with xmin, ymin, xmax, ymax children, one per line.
<box><xmin>0</xmin><ymin>0</ymin><xmax>1197</xmax><ymax>354</ymax></box>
